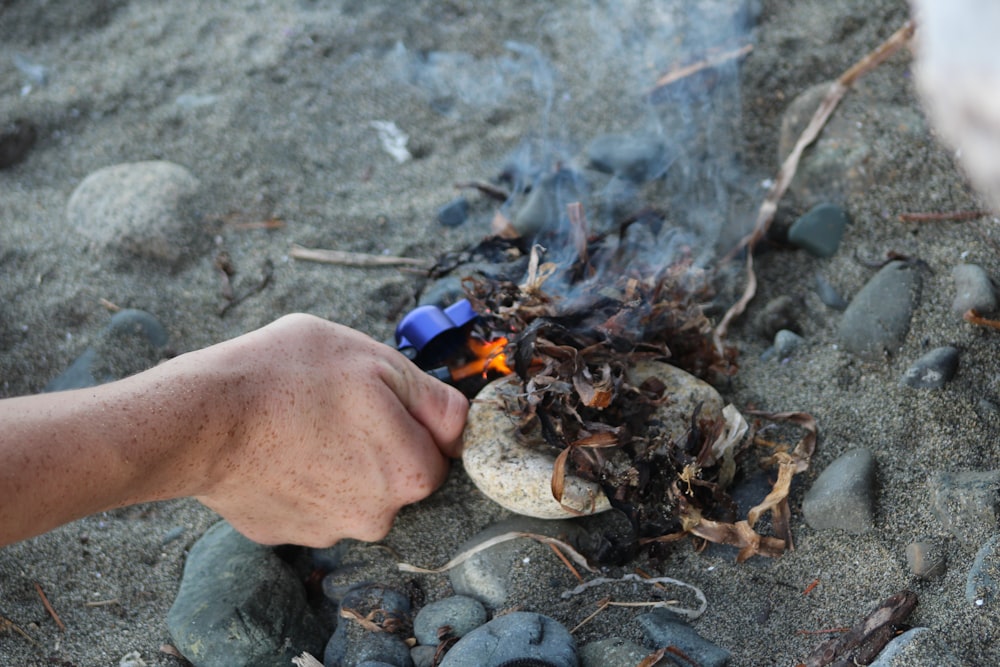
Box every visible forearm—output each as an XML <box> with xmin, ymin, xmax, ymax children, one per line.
<box><xmin>0</xmin><ymin>347</ymin><xmax>241</xmax><ymax>546</ymax></box>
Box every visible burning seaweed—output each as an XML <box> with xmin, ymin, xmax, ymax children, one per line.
<box><xmin>463</xmin><ymin>238</ymin><xmax>813</xmax><ymax>562</ymax></box>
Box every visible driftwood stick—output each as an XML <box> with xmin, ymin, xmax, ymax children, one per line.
<box><xmin>289</xmin><ymin>243</ymin><xmax>433</xmax><ymax>269</ymax></box>
<box><xmin>714</xmin><ymin>20</ymin><xmax>916</xmax><ymax>345</ymax></box>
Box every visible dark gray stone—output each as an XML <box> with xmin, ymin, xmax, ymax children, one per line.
<box><xmin>45</xmin><ymin>309</ymin><xmax>168</xmax><ymax>392</ymax></box>
<box><xmin>166</xmin><ymin>521</ymin><xmax>325</xmax><ymax>667</ymax></box>
<box><xmin>930</xmin><ymin>470</ymin><xmax>1000</xmax><ymax>546</ymax></box>
<box><xmin>802</xmin><ymin>448</ymin><xmax>876</xmax><ymax>534</ymax></box>
<box><xmin>410</xmin><ymin>645</ymin><xmax>436</xmax><ymax>667</ymax></box>
<box><xmin>586</xmin><ymin>131</ymin><xmax>670</xmax><ymax>183</ymax></box>
<box><xmin>952</xmin><ymin>263</ymin><xmax>996</xmax><ymax>317</ymax></box>
<box><xmin>437</xmin><ymin>612</ymin><xmax>577</xmax><ymax>667</ymax></box>
<box><xmin>637</xmin><ymin>609</ymin><xmax>731</xmax><ymax>667</ymax></box>
<box><xmin>967</xmin><ymin>534</ymin><xmax>1000</xmax><ymax>608</ymax></box>
<box><xmin>325</xmin><ymin>584</ymin><xmax>413</xmax><ymax>667</ymax></box>
<box><xmin>868</xmin><ymin>627</ymin><xmax>967</xmax><ymax>667</ymax></box>
<box><xmin>578</xmin><ymin>637</ymin><xmax>650</xmax><ymax>667</ymax></box>
<box><xmin>838</xmin><ymin>261</ymin><xmax>922</xmax><ymax>359</ymax></box>
<box><xmin>413</xmin><ymin>595</ymin><xmax>487</xmax><ymax>646</ymax></box>
<box><xmin>0</xmin><ymin>118</ymin><xmax>37</xmax><ymax>169</ymax></box>
<box><xmin>900</xmin><ymin>346</ymin><xmax>959</xmax><ymax>389</ymax></box>
<box><xmin>437</xmin><ymin>196</ymin><xmax>470</xmax><ymax>227</ymax></box>
<box><xmin>905</xmin><ymin>540</ymin><xmax>947</xmax><ymax>579</ymax></box>
<box><xmin>788</xmin><ymin>203</ymin><xmax>849</xmax><ymax>258</ymax></box>
<box><xmin>67</xmin><ymin>160</ymin><xmax>202</xmax><ymax>269</ymax></box>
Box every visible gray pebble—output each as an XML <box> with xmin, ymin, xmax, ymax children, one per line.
<box><xmin>802</xmin><ymin>448</ymin><xmax>876</xmax><ymax>534</ymax></box>
<box><xmin>815</xmin><ymin>272</ymin><xmax>849</xmax><ymax>310</ymax></box>
<box><xmin>753</xmin><ymin>295</ymin><xmax>799</xmax><ymax>340</ymax></box>
<box><xmin>586</xmin><ymin>131</ymin><xmax>670</xmax><ymax>183</ymax></box>
<box><xmin>513</xmin><ymin>168</ymin><xmax>586</xmax><ymax>239</ymax></box>
<box><xmin>45</xmin><ymin>309</ymin><xmax>169</xmax><ymax>392</ymax></box>
<box><xmin>413</xmin><ymin>595</ymin><xmax>487</xmax><ymax>646</ymax></box>
<box><xmin>868</xmin><ymin>627</ymin><xmax>967</xmax><ymax>667</ymax></box>
<box><xmin>838</xmin><ymin>261</ymin><xmax>922</xmax><ymax>359</ymax></box>
<box><xmin>166</xmin><ymin>521</ymin><xmax>325</xmax><ymax>667</ymax></box>
<box><xmin>899</xmin><ymin>346</ymin><xmax>959</xmax><ymax>389</ymax></box>
<box><xmin>448</xmin><ymin>517</ymin><xmax>584</xmax><ymax>608</ymax></box>
<box><xmin>967</xmin><ymin>534</ymin><xmax>1000</xmax><ymax>607</ymax></box>
<box><xmin>325</xmin><ymin>584</ymin><xmax>413</xmax><ymax>667</ymax></box>
<box><xmin>437</xmin><ymin>196</ymin><xmax>470</xmax><ymax>228</ymax></box>
<box><xmin>410</xmin><ymin>645</ymin><xmax>436</xmax><ymax>667</ymax></box>
<box><xmin>774</xmin><ymin>329</ymin><xmax>805</xmax><ymax>359</ymax></box>
<box><xmin>637</xmin><ymin>608</ymin><xmax>731</xmax><ymax>667</ymax></box>
<box><xmin>788</xmin><ymin>203</ymin><xmax>849</xmax><ymax>258</ymax></box>
<box><xmin>437</xmin><ymin>612</ymin><xmax>577</xmax><ymax>667</ymax></box>
<box><xmin>579</xmin><ymin>637</ymin><xmax>651</xmax><ymax>667</ymax></box>
<box><xmin>951</xmin><ymin>263</ymin><xmax>996</xmax><ymax>317</ymax></box>
<box><xmin>67</xmin><ymin>160</ymin><xmax>202</xmax><ymax>269</ymax></box>
<box><xmin>905</xmin><ymin>540</ymin><xmax>947</xmax><ymax>579</ymax></box>
<box><xmin>930</xmin><ymin>470</ymin><xmax>1000</xmax><ymax>546</ymax></box>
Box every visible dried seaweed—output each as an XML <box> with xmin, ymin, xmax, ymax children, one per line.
<box><xmin>464</xmin><ymin>238</ymin><xmax>814</xmax><ymax>562</ymax></box>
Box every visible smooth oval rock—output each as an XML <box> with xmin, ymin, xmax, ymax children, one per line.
<box><xmin>838</xmin><ymin>261</ymin><xmax>922</xmax><ymax>359</ymax></box>
<box><xmin>413</xmin><ymin>595</ymin><xmax>487</xmax><ymax>646</ymax></box>
<box><xmin>899</xmin><ymin>346</ymin><xmax>959</xmax><ymax>389</ymax></box>
<box><xmin>802</xmin><ymin>448</ymin><xmax>876</xmax><ymax>534</ymax></box>
<box><xmin>437</xmin><ymin>612</ymin><xmax>577</xmax><ymax>667</ymax></box>
<box><xmin>166</xmin><ymin>521</ymin><xmax>325</xmax><ymax>667</ymax></box>
<box><xmin>637</xmin><ymin>609</ymin><xmax>731</xmax><ymax>667</ymax></box>
<box><xmin>67</xmin><ymin>160</ymin><xmax>202</xmax><ymax>269</ymax></box>
<box><xmin>579</xmin><ymin>637</ymin><xmax>653</xmax><ymax>667</ymax></box>
<box><xmin>788</xmin><ymin>202</ymin><xmax>849</xmax><ymax>258</ymax></box>
<box><xmin>951</xmin><ymin>263</ymin><xmax>996</xmax><ymax>317</ymax></box>
<box><xmin>462</xmin><ymin>360</ymin><xmax>725</xmax><ymax>519</ymax></box>
<box><xmin>966</xmin><ymin>534</ymin><xmax>1000</xmax><ymax>607</ymax></box>
<box><xmin>868</xmin><ymin>627</ymin><xmax>967</xmax><ymax>667</ymax></box>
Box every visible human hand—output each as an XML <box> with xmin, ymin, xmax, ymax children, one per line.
<box><xmin>188</xmin><ymin>314</ymin><xmax>469</xmax><ymax>547</ymax></box>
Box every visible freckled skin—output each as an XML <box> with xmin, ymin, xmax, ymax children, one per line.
<box><xmin>0</xmin><ymin>314</ymin><xmax>468</xmax><ymax>548</ymax></box>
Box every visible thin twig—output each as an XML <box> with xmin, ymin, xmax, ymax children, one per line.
<box><xmin>651</xmin><ymin>43</ymin><xmax>754</xmax><ymax>90</ymax></box>
<box><xmin>84</xmin><ymin>598</ymin><xmax>121</xmax><ymax>607</ymax></box>
<box><xmin>548</xmin><ymin>542</ymin><xmax>584</xmax><ymax>583</ymax></box>
<box><xmin>898</xmin><ymin>210</ymin><xmax>990</xmax><ymax>222</ymax></box>
<box><xmin>224</xmin><ymin>218</ymin><xmax>285</xmax><ymax>230</ymax></box>
<box><xmin>964</xmin><ymin>309</ymin><xmax>1000</xmax><ymax>330</ymax></box>
<box><xmin>98</xmin><ymin>298</ymin><xmax>121</xmax><ymax>312</ymax></box>
<box><xmin>569</xmin><ymin>597</ymin><xmax>611</xmax><ymax>634</ymax></box>
<box><xmin>0</xmin><ymin>614</ymin><xmax>40</xmax><ymax>647</ymax></box>
<box><xmin>34</xmin><ymin>581</ymin><xmax>66</xmax><ymax>632</ymax></box>
<box><xmin>715</xmin><ymin>20</ymin><xmax>915</xmax><ymax>347</ymax></box>
<box><xmin>289</xmin><ymin>243</ymin><xmax>432</xmax><ymax>268</ymax></box>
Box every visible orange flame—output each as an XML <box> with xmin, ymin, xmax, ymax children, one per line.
<box><xmin>450</xmin><ymin>337</ymin><xmax>512</xmax><ymax>381</ymax></box>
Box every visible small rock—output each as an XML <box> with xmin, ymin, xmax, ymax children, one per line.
<box><xmin>0</xmin><ymin>118</ymin><xmax>37</xmax><ymax>169</ymax></box>
<box><xmin>45</xmin><ymin>309</ymin><xmax>169</xmax><ymax>392</ymax></box>
<box><xmin>787</xmin><ymin>203</ymin><xmax>849</xmax><ymax>258</ymax></box>
<box><xmin>868</xmin><ymin>627</ymin><xmax>967</xmax><ymax>667</ymax></box>
<box><xmin>437</xmin><ymin>197</ymin><xmax>470</xmax><ymax>228</ymax></box>
<box><xmin>67</xmin><ymin>160</ymin><xmax>203</xmax><ymax>269</ymax></box>
<box><xmin>586</xmin><ymin>131</ymin><xmax>670</xmax><ymax>183</ymax></box>
<box><xmin>838</xmin><ymin>261</ymin><xmax>922</xmax><ymax>359</ymax></box>
<box><xmin>951</xmin><ymin>263</ymin><xmax>996</xmax><ymax>317</ymax></box>
<box><xmin>930</xmin><ymin>470</ymin><xmax>1000</xmax><ymax>546</ymax></box>
<box><xmin>410</xmin><ymin>645</ymin><xmax>436</xmax><ymax>667</ymax></box>
<box><xmin>413</xmin><ymin>595</ymin><xmax>487</xmax><ymax>646</ymax></box>
<box><xmin>815</xmin><ymin>272</ymin><xmax>849</xmax><ymax>310</ymax></box>
<box><xmin>513</xmin><ymin>168</ymin><xmax>587</xmax><ymax>239</ymax></box>
<box><xmin>166</xmin><ymin>521</ymin><xmax>325</xmax><ymax>667</ymax></box>
<box><xmin>900</xmin><ymin>346</ymin><xmax>959</xmax><ymax>389</ymax></box>
<box><xmin>802</xmin><ymin>448</ymin><xmax>876</xmax><ymax>534</ymax></box>
<box><xmin>463</xmin><ymin>361</ymin><xmax>725</xmax><ymax>519</ymax></box>
<box><xmin>774</xmin><ymin>329</ymin><xmax>804</xmax><ymax>359</ymax></box>
<box><xmin>437</xmin><ymin>612</ymin><xmax>577</xmax><ymax>667</ymax></box>
<box><xmin>448</xmin><ymin>517</ymin><xmax>585</xmax><ymax>609</ymax></box>
<box><xmin>753</xmin><ymin>295</ymin><xmax>799</xmax><ymax>340</ymax></box>
<box><xmin>966</xmin><ymin>534</ymin><xmax>1000</xmax><ymax>607</ymax></box>
<box><xmin>325</xmin><ymin>584</ymin><xmax>413</xmax><ymax>667</ymax></box>
<box><xmin>637</xmin><ymin>609</ymin><xmax>731</xmax><ymax>667</ymax></box>
<box><xmin>579</xmin><ymin>637</ymin><xmax>650</xmax><ymax>667</ymax></box>
<box><xmin>905</xmin><ymin>540</ymin><xmax>947</xmax><ymax>579</ymax></box>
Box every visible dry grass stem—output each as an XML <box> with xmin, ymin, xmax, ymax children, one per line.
<box><xmin>898</xmin><ymin>210</ymin><xmax>990</xmax><ymax>222</ymax></box>
<box><xmin>651</xmin><ymin>43</ymin><xmax>753</xmax><ymax>90</ymax></box>
<box><xmin>0</xmin><ymin>614</ymin><xmax>39</xmax><ymax>648</ymax></box>
<box><xmin>33</xmin><ymin>581</ymin><xmax>65</xmax><ymax>632</ymax></box>
<box><xmin>98</xmin><ymin>298</ymin><xmax>121</xmax><ymax>312</ymax></box>
<box><xmin>964</xmin><ymin>309</ymin><xmax>1000</xmax><ymax>330</ymax></box>
<box><xmin>715</xmin><ymin>19</ymin><xmax>916</xmax><ymax>346</ymax></box>
<box><xmin>559</xmin><ymin>573</ymin><xmax>707</xmax><ymax>619</ymax></box>
<box><xmin>396</xmin><ymin>531</ymin><xmax>596</xmax><ymax>575</ymax></box>
<box><xmin>289</xmin><ymin>243</ymin><xmax>432</xmax><ymax>268</ymax></box>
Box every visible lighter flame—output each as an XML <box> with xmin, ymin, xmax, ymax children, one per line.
<box><xmin>450</xmin><ymin>337</ymin><xmax>512</xmax><ymax>381</ymax></box>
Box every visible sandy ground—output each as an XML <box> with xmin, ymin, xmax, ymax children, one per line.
<box><xmin>3</xmin><ymin>0</ymin><xmax>1000</xmax><ymax>665</ymax></box>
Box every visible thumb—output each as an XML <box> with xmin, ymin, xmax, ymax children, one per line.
<box><xmin>381</xmin><ymin>354</ymin><xmax>469</xmax><ymax>458</ymax></box>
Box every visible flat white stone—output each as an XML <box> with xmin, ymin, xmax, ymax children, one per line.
<box><xmin>462</xmin><ymin>360</ymin><xmax>726</xmax><ymax>519</ymax></box>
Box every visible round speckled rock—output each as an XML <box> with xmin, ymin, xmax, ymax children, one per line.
<box><xmin>462</xmin><ymin>360</ymin><xmax>725</xmax><ymax>519</ymax></box>
<box><xmin>67</xmin><ymin>160</ymin><xmax>202</xmax><ymax>269</ymax></box>
<box><xmin>838</xmin><ymin>261</ymin><xmax>922</xmax><ymax>360</ymax></box>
